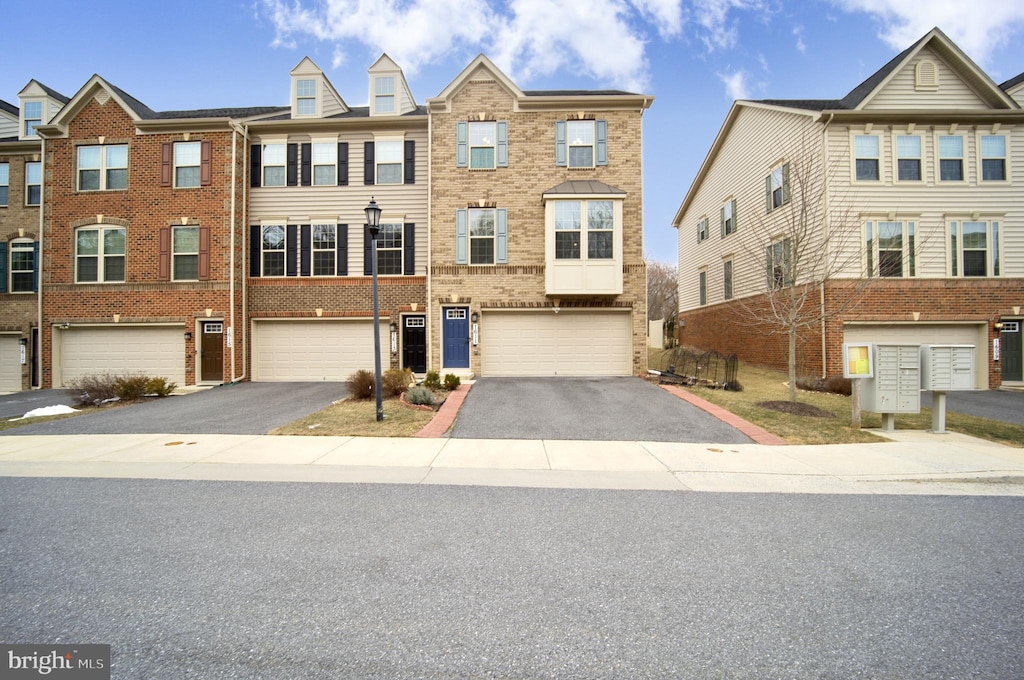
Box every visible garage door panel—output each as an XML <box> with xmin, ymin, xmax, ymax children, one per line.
<box><xmin>482</xmin><ymin>312</ymin><xmax>631</xmax><ymax>377</ymax></box>
<box><xmin>0</xmin><ymin>336</ymin><xmax>22</xmax><ymax>392</ymax></box>
<box><xmin>60</xmin><ymin>327</ymin><xmax>185</xmax><ymax>387</ymax></box>
<box><xmin>253</xmin><ymin>320</ymin><xmax>387</xmax><ymax>382</ymax></box>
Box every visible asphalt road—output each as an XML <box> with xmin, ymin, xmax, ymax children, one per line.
<box><xmin>0</xmin><ymin>383</ymin><xmax>347</xmax><ymax>435</ymax></box>
<box><xmin>921</xmin><ymin>388</ymin><xmax>1024</xmax><ymax>426</ymax></box>
<box><xmin>451</xmin><ymin>377</ymin><xmax>754</xmax><ymax>442</ymax></box>
<box><xmin>1</xmin><ymin>477</ymin><xmax>1022</xmax><ymax>679</ymax></box>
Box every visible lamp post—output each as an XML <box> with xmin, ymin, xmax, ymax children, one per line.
<box><xmin>365</xmin><ymin>197</ymin><xmax>384</xmax><ymax>421</ymax></box>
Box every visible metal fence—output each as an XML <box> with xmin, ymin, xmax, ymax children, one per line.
<box><xmin>658</xmin><ymin>348</ymin><xmax>740</xmax><ymax>390</ymax></box>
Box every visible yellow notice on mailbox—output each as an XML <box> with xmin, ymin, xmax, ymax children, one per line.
<box><xmin>843</xmin><ymin>343</ymin><xmax>874</xmax><ymax>378</ymax></box>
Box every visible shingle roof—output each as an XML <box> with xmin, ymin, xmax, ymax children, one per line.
<box><xmin>257</xmin><ymin>104</ymin><xmax>427</xmax><ymax>122</ymax></box>
<box><xmin>155</xmin><ymin>106</ymin><xmax>289</xmax><ymax>120</ymax></box>
<box><xmin>36</xmin><ymin>82</ymin><xmax>70</xmax><ymax>104</ymax></box>
<box><xmin>543</xmin><ymin>180</ymin><xmax>626</xmax><ymax>195</ymax></box>
<box><xmin>754</xmin><ymin>99</ymin><xmax>844</xmax><ymax>111</ymax></box>
<box><xmin>0</xmin><ymin>99</ymin><xmax>17</xmax><ymax>116</ymax></box>
<box><xmin>524</xmin><ymin>89</ymin><xmax>640</xmax><ymax>97</ymax></box>
<box><xmin>1001</xmin><ymin>71</ymin><xmax>1024</xmax><ymax>91</ymax></box>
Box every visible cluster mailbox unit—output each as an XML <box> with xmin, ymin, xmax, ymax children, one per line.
<box><xmin>920</xmin><ymin>345</ymin><xmax>976</xmax><ymax>433</ymax></box>
<box><xmin>858</xmin><ymin>344</ymin><xmax>922</xmax><ymax>432</ymax></box>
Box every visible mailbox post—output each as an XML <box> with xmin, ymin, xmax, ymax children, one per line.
<box><xmin>921</xmin><ymin>345</ymin><xmax>975</xmax><ymax>434</ymax></box>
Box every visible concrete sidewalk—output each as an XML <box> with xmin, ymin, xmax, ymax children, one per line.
<box><xmin>1</xmin><ymin>429</ymin><xmax>1022</xmax><ymax>495</ymax></box>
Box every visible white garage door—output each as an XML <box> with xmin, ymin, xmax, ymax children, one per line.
<box><xmin>252</xmin><ymin>320</ymin><xmax>387</xmax><ymax>381</ymax></box>
<box><xmin>58</xmin><ymin>326</ymin><xmax>185</xmax><ymax>388</ymax></box>
<box><xmin>482</xmin><ymin>311</ymin><xmax>632</xmax><ymax>376</ymax></box>
<box><xmin>0</xmin><ymin>335</ymin><xmax>22</xmax><ymax>392</ymax></box>
<box><xmin>843</xmin><ymin>323</ymin><xmax>987</xmax><ymax>388</ymax></box>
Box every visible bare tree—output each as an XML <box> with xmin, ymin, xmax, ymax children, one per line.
<box><xmin>646</xmin><ymin>258</ymin><xmax>677</xmax><ymax>344</ymax></box>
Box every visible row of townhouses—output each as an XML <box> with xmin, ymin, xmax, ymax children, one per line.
<box><xmin>674</xmin><ymin>28</ymin><xmax>1024</xmax><ymax>390</ymax></box>
<box><xmin>0</xmin><ymin>55</ymin><xmax>653</xmax><ymax>392</ymax></box>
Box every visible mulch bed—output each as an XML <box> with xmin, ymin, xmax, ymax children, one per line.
<box><xmin>756</xmin><ymin>400</ymin><xmax>836</xmax><ymax>418</ymax></box>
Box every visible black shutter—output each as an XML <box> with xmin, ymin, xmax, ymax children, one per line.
<box><xmin>286</xmin><ymin>225</ymin><xmax>298</xmax><ymax>276</ymax></box>
<box><xmin>337</xmin><ymin>224</ymin><xmax>348</xmax><ymax>276</ymax></box>
<box><xmin>403</xmin><ymin>223</ymin><xmax>415</xmax><ymax>275</ymax></box>
<box><xmin>363</xmin><ymin>225</ymin><xmax>372</xmax><ymax>275</ymax></box>
<box><xmin>404</xmin><ymin>140</ymin><xmax>415</xmax><ymax>184</ymax></box>
<box><xmin>286</xmin><ymin>143</ymin><xmax>298</xmax><ymax>186</ymax></box>
<box><xmin>338</xmin><ymin>142</ymin><xmax>348</xmax><ymax>185</ymax></box>
<box><xmin>300</xmin><ymin>224</ymin><xmax>311</xmax><ymax>276</ymax></box>
<box><xmin>249</xmin><ymin>225</ymin><xmax>261</xmax><ymax>276</ymax></box>
<box><xmin>250</xmin><ymin>145</ymin><xmax>261</xmax><ymax>188</ymax></box>
<box><xmin>364</xmin><ymin>141</ymin><xmax>374</xmax><ymax>185</ymax></box>
<box><xmin>300</xmin><ymin>143</ymin><xmax>311</xmax><ymax>186</ymax></box>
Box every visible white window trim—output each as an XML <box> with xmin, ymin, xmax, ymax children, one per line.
<box><xmin>935</xmin><ymin>131</ymin><xmax>967</xmax><ymax>183</ymax></box>
<box><xmin>260</xmin><ymin>140</ymin><xmax>287</xmax><ymax>187</ymax></box>
<box><xmin>172</xmin><ymin>141</ymin><xmax>201</xmax><ymax>189</ymax></box>
<box><xmin>9</xmin><ymin>238</ymin><xmax>35</xmax><ymax>293</ymax></box>
<box><xmin>74</xmin><ymin>225</ymin><xmax>126</xmax><ymax>284</ymax></box>
<box><xmin>978</xmin><ymin>132</ymin><xmax>1009</xmax><ymax>183</ymax></box>
<box><xmin>722</xmin><ymin>199</ymin><xmax>736</xmax><ymax>236</ymax></box>
<box><xmin>469</xmin><ymin>121</ymin><xmax>497</xmax><ymax>170</ymax></box>
<box><xmin>171</xmin><ymin>226</ymin><xmax>199</xmax><ymax>281</ymax></box>
<box><xmin>947</xmin><ymin>217</ymin><xmax>1002</xmax><ymax>278</ymax></box>
<box><xmin>374</xmin><ymin>135</ymin><xmax>404</xmax><ymax>185</ymax></box>
<box><xmin>260</xmin><ymin>224</ymin><xmax>287</xmax><ymax>278</ymax></box>
<box><xmin>697</xmin><ymin>216</ymin><xmax>709</xmax><ymax>243</ymax></box>
<box><xmin>311</xmin><ymin>138</ymin><xmax>338</xmax><ymax>186</ymax></box>
<box><xmin>852</xmin><ymin>133</ymin><xmax>882</xmax><ymax>183</ymax></box>
<box><xmin>567</xmin><ymin>120</ymin><xmax>596</xmax><ymax>169</ymax></box>
<box><xmin>77</xmin><ymin>144</ymin><xmax>129</xmax><ymax>192</ymax></box>
<box><xmin>374</xmin><ymin>76</ymin><xmax>396</xmax><ymax>115</ymax></box>
<box><xmin>376</xmin><ymin>220</ymin><xmax>404</xmax><ymax>275</ymax></box>
<box><xmin>863</xmin><ymin>218</ymin><xmax>917</xmax><ymax>279</ymax></box>
<box><xmin>310</xmin><ymin>223</ymin><xmax>337</xmax><ymax>277</ymax></box>
<box><xmin>893</xmin><ymin>132</ymin><xmax>924</xmax><ymax>183</ymax></box>
<box><xmin>22</xmin><ymin>99</ymin><xmax>44</xmax><ymax>138</ymax></box>
<box><xmin>552</xmin><ymin>199</ymin><xmax>617</xmax><ymax>261</ymax></box>
<box><xmin>295</xmin><ymin>78</ymin><xmax>319</xmax><ymax>117</ymax></box>
<box><xmin>25</xmin><ymin>162</ymin><xmax>41</xmax><ymax>206</ymax></box>
<box><xmin>0</xmin><ymin>162</ymin><xmax>9</xmax><ymax>207</ymax></box>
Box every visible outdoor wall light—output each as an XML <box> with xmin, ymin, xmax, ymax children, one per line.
<box><xmin>18</xmin><ymin>338</ymin><xmax>28</xmax><ymax>346</ymax></box>
<box><xmin>184</xmin><ymin>332</ymin><xmax>193</xmax><ymax>340</ymax></box>
<box><xmin>995</xmin><ymin>321</ymin><xmax>1004</xmax><ymax>331</ymax></box>
<box><xmin>390</xmin><ymin>322</ymin><xmax>398</xmax><ymax>333</ymax></box>
<box><xmin>471</xmin><ymin>312</ymin><xmax>479</xmax><ymax>323</ymax></box>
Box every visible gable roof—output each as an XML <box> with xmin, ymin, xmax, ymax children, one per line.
<box><xmin>290</xmin><ymin>56</ymin><xmax>349</xmax><ymax>115</ymax></box>
<box><xmin>0</xmin><ymin>99</ymin><xmax>17</xmax><ymax>117</ymax></box>
<box><xmin>428</xmin><ymin>54</ymin><xmax>526</xmax><ymax>111</ymax></box>
<box><xmin>1002</xmin><ymin>72</ymin><xmax>1024</xmax><ymax>92</ymax></box>
<box><xmin>18</xmin><ymin>80</ymin><xmax>70</xmax><ymax>104</ymax></box>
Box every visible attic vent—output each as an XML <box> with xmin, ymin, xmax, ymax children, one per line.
<box><xmin>915</xmin><ymin>60</ymin><xmax>938</xmax><ymax>91</ymax></box>
<box><xmin>94</xmin><ymin>91</ymin><xmax>112</xmax><ymax>105</ymax></box>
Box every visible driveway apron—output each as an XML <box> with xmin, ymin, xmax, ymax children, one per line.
<box><xmin>450</xmin><ymin>377</ymin><xmax>754</xmax><ymax>443</ymax></box>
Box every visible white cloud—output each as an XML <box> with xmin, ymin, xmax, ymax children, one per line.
<box><xmin>629</xmin><ymin>0</ymin><xmax>684</xmax><ymax>38</ymax></box>
<box><xmin>719</xmin><ymin>69</ymin><xmax>750</xmax><ymax>99</ymax></box>
<box><xmin>793</xmin><ymin>25</ymin><xmax>806</xmax><ymax>53</ymax></box>
<box><xmin>832</xmin><ymin>0</ymin><xmax>1024</xmax><ymax>69</ymax></box>
<box><xmin>687</xmin><ymin>0</ymin><xmax>771</xmax><ymax>51</ymax></box>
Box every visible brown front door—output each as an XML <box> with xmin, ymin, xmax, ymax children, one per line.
<box><xmin>200</xmin><ymin>322</ymin><xmax>224</xmax><ymax>382</ymax></box>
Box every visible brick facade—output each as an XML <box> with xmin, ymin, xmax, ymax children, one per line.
<box><xmin>41</xmin><ymin>94</ymin><xmax>246</xmax><ymax>387</ymax></box>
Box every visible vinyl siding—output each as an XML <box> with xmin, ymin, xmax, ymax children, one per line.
<box><xmin>677</xmin><ymin>105</ymin><xmax>824</xmax><ymax>312</ymax></box>
<box><xmin>249</xmin><ymin>128</ymin><xmax>428</xmax><ymax>275</ymax></box>
<box><xmin>863</xmin><ymin>47</ymin><xmax>992</xmax><ymax>111</ymax></box>
<box><xmin>322</xmin><ymin>89</ymin><xmax>345</xmax><ymax>118</ymax></box>
<box><xmin>0</xmin><ymin>114</ymin><xmax>17</xmax><ymax>138</ymax></box>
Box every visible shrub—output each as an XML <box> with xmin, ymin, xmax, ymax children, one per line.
<box><xmin>347</xmin><ymin>369</ymin><xmax>375</xmax><ymax>399</ymax></box>
<box><xmin>66</xmin><ymin>372</ymin><xmax>120</xmax><ymax>406</ymax></box>
<box><xmin>823</xmin><ymin>376</ymin><xmax>852</xmax><ymax>396</ymax></box>
<box><xmin>145</xmin><ymin>377</ymin><xmax>177</xmax><ymax>397</ymax></box>
<box><xmin>406</xmin><ymin>385</ymin><xmax>435</xmax><ymax>406</ymax></box>
<box><xmin>423</xmin><ymin>371</ymin><xmax>442</xmax><ymax>390</ymax></box>
<box><xmin>114</xmin><ymin>374</ymin><xmax>150</xmax><ymax>401</ymax></box>
<box><xmin>443</xmin><ymin>373</ymin><xmax>461</xmax><ymax>391</ymax></box>
<box><xmin>382</xmin><ymin>368</ymin><xmax>411</xmax><ymax>397</ymax></box>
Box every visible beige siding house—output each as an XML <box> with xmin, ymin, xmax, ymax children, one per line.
<box><xmin>246</xmin><ymin>56</ymin><xmax>430</xmax><ymax>380</ymax></box>
<box><xmin>426</xmin><ymin>56</ymin><xmax>653</xmax><ymax>377</ymax></box>
<box><xmin>673</xmin><ymin>27</ymin><xmax>1024</xmax><ymax>389</ymax></box>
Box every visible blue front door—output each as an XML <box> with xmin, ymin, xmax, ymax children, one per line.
<box><xmin>442</xmin><ymin>307</ymin><xmax>470</xmax><ymax>368</ymax></box>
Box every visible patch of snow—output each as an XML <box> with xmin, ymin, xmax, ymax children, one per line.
<box><xmin>9</xmin><ymin>404</ymin><xmax>79</xmax><ymax>421</ymax></box>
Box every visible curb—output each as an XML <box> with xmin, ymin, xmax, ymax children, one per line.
<box><xmin>414</xmin><ymin>383</ymin><xmax>472</xmax><ymax>438</ymax></box>
<box><xmin>659</xmin><ymin>384</ymin><xmax>789</xmax><ymax>446</ymax></box>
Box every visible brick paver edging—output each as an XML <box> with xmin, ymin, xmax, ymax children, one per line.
<box><xmin>414</xmin><ymin>383</ymin><xmax>472</xmax><ymax>438</ymax></box>
<box><xmin>659</xmin><ymin>384</ymin><xmax>788</xmax><ymax>446</ymax></box>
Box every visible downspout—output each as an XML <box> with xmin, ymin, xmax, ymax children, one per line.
<box><xmin>35</xmin><ymin>137</ymin><xmax>45</xmax><ymax>389</ymax></box>
<box><xmin>426</xmin><ymin>109</ymin><xmax>433</xmax><ymax>372</ymax></box>
<box><xmin>229</xmin><ymin>124</ymin><xmax>239</xmax><ymax>382</ymax></box>
<box><xmin>820</xmin><ymin>112</ymin><xmax>834</xmax><ymax>378</ymax></box>
<box><xmin>229</xmin><ymin>121</ymin><xmax>250</xmax><ymax>383</ymax></box>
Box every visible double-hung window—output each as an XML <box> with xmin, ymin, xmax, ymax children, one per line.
<box><xmin>555</xmin><ymin>120</ymin><xmax>608</xmax><ymax>167</ymax></box>
<box><xmin>765</xmin><ymin>163</ymin><xmax>789</xmax><ymax>212</ymax></box>
<box><xmin>896</xmin><ymin>135</ymin><xmax>922</xmax><ymax>181</ymax></box>
<box><xmin>854</xmin><ymin>135</ymin><xmax>880</xmax><ymax>181</ymax></box>
<box><xmin>312</xmin><ymin>143</ymin><xmax>337</xmax><ymax>185</ymax></box>
<box><xmin>76</xmin><ymin>226</ymin><xmax>125</xmax><ymax>283</ymax></box>
<box><xmin>456</xmin><ymin>208</ymin><xmax>507</xmax><ymax>265</ymax></box>
<box><xmin>262</xmin><ymin>144</ymin><xmax>286</xmax><ymax>187</ymax></box>
<box><xmin>376</xmin><ymin>140</ymin><xmax>403</xmax><ymax>184</ymax></box>
<box><xmin>376</xmin><ymin>222</ymin><xmax>403</xmax><ymax>275</ymax></box>
<box><xmin>865</xmin><ymin>220</ymin><xmax>915</xmax><ymax>278</ymax></box>
<box><xmin>938</xmin><ymin>135</ymin><xmax>964</xmax><ymax>181</ymax></box>
<box><xmin>980</xmin><ymin>135</ymin><xmax>1006</xmax><ymax>181</ymax></box>
<box><xmin>723</xmin><ymin>259</ymin><xmax>733</xmax><ymax>300</ymax></box>
<box><xmin>697</xmin><ymin>217</ymin><xmax>709</xmax><ymax>243</ymax></box>
<box><xmin>174</xmin><ymin>142</ymin><xmax>201</xmax><ymax>188</ymax></box>
<box><xmin>311</xmin><ymin>224</ymin><xmax>336</xmax><ymax>275</ymax></box>
<box><xmin>296</xmin><ymin>79</ymin><xmax>317</xmax><ymax>116</ymax></box>
<box><xmin>698</xmin><ymin>269</ymin><xmax>707</xmax><ymax>306</ymax></box>
<box><xmin>469</xmin><ymin>209</ymin><xmax>496</xmax><ymax>265</ymax></box>
<box><xmin>554</xmin><ymin>200</ymin><xmax>614</xmax><ymax>260</ymax></box>
<box><xmin>470</xmin><ymin>122</ymin><xmax>496</xmax><ymax>169</ymax></box>
<box><xmin>9</xmin><ymin>239</ymin><xmax>36</xmax><ymax>293</ymax></box>
<box><xmin>23</xmin><ymin>101</ymin><xmax>42</xmax><ymax>137</ymax></box>
<box><xmin>375</xmin><ymin>77</ymin><xmax>395</xmax><ymax>113</ymax></box>
<box><xmin>457</xmin><ymin>122</ymin><xmax>508</xmax><ymax>169</ymax></box>
<box><xmin>767</xmin><ymin>238</ymin><xmax>792</xmax><ymax>290</ymax></box>
<box><xmin>721</xmin><ymin>199</ymin><xmax>737</xmax><ymax>237</ymax></box>
<box><xmin>567</xmin><ymin>121</ymin><xmax>595</xmax><ymax>168</ymax></box>
<box><xmin>949</xmin><ymin>220</ymin><xmax>1000</xmax><ymax>277</ymax></box>
<box><xmin>78</xmin><ymin>144</ymin><xmax>128</xmax><ymax>191</ymax></box>
<box><xmin>25</xmin><ymin>163</ymin><xmax>41</xmax><ymax>206</ymax></box>
<box><xmin>172</xmin><ymin>226</ymin><xmax>199</xmax><ymax>280</ymax></box>
<box><xmin>261</xmin><ymin>225</ymin><xmax>286</xmax><ymax>276</ymax></box>
<box><xmin>0</xmin><ymin>163</ymin><xmax>8</xmax><ymax>206</ymax></box>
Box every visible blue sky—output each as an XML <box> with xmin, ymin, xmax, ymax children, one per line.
<box><xmin>4</xmin><ymin>1</ymin><xmax>1024</xmax><ymax>264</ymax></box>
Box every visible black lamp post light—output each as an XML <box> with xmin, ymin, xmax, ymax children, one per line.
<box><xmin>364</xmin><ymin>197</ymin><xmax>384</xmax><ymax>422</ymax></box>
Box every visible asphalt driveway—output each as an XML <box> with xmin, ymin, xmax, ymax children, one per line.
<box><xmin>0</xmin><ymin>383</ymin><xmax>348</xmax><ymax>435</ymax></box>
<box><xmin>450</xmin><ymin>377</ymin><xmax>754</xmax><ymax>443</ymax></box>
<box><xmin>921</xmin><ymin>389</ymin><xmax>1024</xmax><ymax>427</ymax></box>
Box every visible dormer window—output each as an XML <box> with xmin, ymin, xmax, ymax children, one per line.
<box><xmin>296</xmin><ymin>79</ymin><xmax>317</xmax><ymax>116</ymax></box>
<box><xmin>375</xmin><ymin>77</ymin><xmax>395</xmax><ymax>114</ymax></box>
<box><xmin>23</xmin><ymin>101</ymin><xmax>42</xmax><ymax>137</ymax></box>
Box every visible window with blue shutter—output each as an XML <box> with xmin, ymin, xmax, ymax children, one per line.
<box><xmin>555</xmin><ymin>121</ymin><xmax>567</xmax><ymax>166</ymax></box>
<box><xmin>496</xmin><ymin>122</ymin><xmax>508</xmax><ymax>168</ymax></box>
<box><xmin>595</xmin><ymin>120</ymin><xmax>608</xmax><ymax>166</ymax></box>
<box><xmin>455</xmin><ymin>210</ymin><xmax>468</xmax><ymax>264</ymax></box>
<box><xmin>456</xmin><ymin>122</ymin><xmax>468</xmax><ymax>167</ymax></box>
<box><xmin>496</xmin><ymin>209</ymin><xmax>508</xmax><ymax>264</ymax></box>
